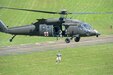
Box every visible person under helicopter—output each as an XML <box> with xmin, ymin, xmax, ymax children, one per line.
<box><xmin>56</xmin><ymin>51</ymin><xmax>62</xmax><ymax>63</ymax></box>
<box><xmin>58</xmin><ymin>29</ymin><xmax>62</xmax><ymax>37</ymax></box>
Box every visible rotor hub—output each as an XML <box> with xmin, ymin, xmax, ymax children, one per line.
<box><xmin>59</xmin><ymin>9</ymin><xmax>67</xmax><ymax>15</ymax></box>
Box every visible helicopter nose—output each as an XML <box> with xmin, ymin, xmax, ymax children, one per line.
<box><xmin>94</xmin><ymin>29</ymin><xmax>101</xmax><ymax>37</ymax></box>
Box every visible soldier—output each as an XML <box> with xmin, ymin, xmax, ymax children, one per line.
<box><xmin>56</xmin><ymin>51</ymin><xmax>62</xmax><ymax>63</ymax></box>
<box><xmin>59</xmin><ymin>30</ymin><xmax>62</xmax><ymax>37</ymax></box>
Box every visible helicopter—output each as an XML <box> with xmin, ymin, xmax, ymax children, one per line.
<box><xmin>0</xmin><ymin>6</ymin><xmax>112</xmax><ymax>43</ymax></box>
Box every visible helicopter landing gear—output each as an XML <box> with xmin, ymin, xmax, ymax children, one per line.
<box><xmin>9</xmin><ymin>35</ymin><xmax>16</xmax><ymax>42</ymax></box>
<box><xmin>65</xmin><ymin>38</ymin><xmax>70</xmax><ymax>43</ymax></box>
<box><xmin>96</xmin><ymin>35</ymin><xmax>99</xmax><ymax>37</ymax></box>
<box><xmin>74</xmin><ymin>36</ymin><xmax>80</xmax><ymax>42</ymax></box>
<box><xmin>65</xmin><ymin>35</ymin><xmax>80</xmax><ymax>43</ymax></box>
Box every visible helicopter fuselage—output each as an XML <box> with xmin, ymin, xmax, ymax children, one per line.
<box><xmin>0</xmin><ymin>18</ymin><xmax>100</xmax><ymax>43</ymax></box>
<box><xmin>5</xmin><ymin>18</ymin><xmax>100</xmax><ymax>36</ymax></box>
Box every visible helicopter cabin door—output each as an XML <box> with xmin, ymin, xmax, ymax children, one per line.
<box><xmin>39</xmin><ymin>24</ymin><xmax>53</xmax><ymax>36</ymax></box>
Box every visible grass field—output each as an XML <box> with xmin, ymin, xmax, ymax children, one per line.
<box><xmin>0</xmin><ymin>43</ymin><xmax>113</xmax><ymax>75</ymax></box>
<box><xmin>0</xmin><ymin>0</ymin><xmax>113</xmax><ymax>46</ymax></box>
<box><xmin>0</xmin><ymin>1</ymin><xmax>113</xmax><ymax>75</ymax></box>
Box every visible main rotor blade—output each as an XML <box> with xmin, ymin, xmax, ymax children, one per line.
<box><xmin>70</xmin><ymin>12</ymin><xmax>113</xmax><ymax>14</ymax></box>
<box><xmin>0</xmin><ymin>6</ymin><xmax>113</xmax><ymax>15</ymax></box>
<box><xmin>0</xmin><ymin>6</ymin><xmax>58</xmax><ymax>14</ymax></box>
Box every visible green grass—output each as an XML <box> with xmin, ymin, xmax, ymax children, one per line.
<box><xmin>0</xmin><ymin>0</ymin><xmax>113</xmax><ymax>46</ymax></box>
<box><xmin>0</xmin><ymin>43</ymin><xmax>113</xmax><ymax>75</ymax></box>
<box><xmin>0</xmin><ymin>33</ymin><xmax>57</xmax><ymax>46</ymax></box>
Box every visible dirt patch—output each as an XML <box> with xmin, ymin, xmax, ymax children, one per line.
<box><xmin>0</xmin><ymin>35</ymin><xmax>113</xmax><ymax>56</ymax></box>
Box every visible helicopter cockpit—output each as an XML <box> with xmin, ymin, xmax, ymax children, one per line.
<box><xmin>81</xmin><ymin>23</ymin><xmax>93</xmax><ymax>30</ymax></box>
<box><xmin>78</xmin><ymin>23</ymin><xmax>100</xmax><ymax>37</ymax></box>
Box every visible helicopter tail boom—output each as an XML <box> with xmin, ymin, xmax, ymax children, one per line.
<box><xmin>0</xmin><ymin>20</ymin><xmax>8</xmax><ymax>33</ymax></box>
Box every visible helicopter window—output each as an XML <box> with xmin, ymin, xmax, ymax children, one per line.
<box><xmin>78</xmin><ymin>25</ymin><xmax>83</xmax><ymax>30</ymax></box>
<box><xmin>82</xmin><ymin>23</ymin><xmax>93</xmax><ymax>30</ymax></box>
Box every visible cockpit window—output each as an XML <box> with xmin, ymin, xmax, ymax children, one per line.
<box><xmin>81</xmin><ymin>23</ymin><xmax>93</xmax><ymax>30</ymax></box>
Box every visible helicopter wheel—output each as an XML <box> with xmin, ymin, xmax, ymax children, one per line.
<box><xmin>74</xmin><ymin>37</ymin><xmax>80</xmax><ymax>42</ymax></box>
<box><xmin>9</xmin><ymin>39</ymin><xmax>12</xmax><ymax>42</ymax></box>
<box><xmin>96</xmin><ymin>35</ymin><xmax>98</xmax><ymax>37</ymax></box>
<box><xmin>65</xmin><ymin>38</ymin><xmax>70</xmax><ymax>43</ymax></box>
<box><xmin>9</xmin><ymin>35</ymin><xmax>16</xmax><ymax>42</ymax></box>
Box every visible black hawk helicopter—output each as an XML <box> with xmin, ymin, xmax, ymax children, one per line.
<box><xmin>0</xmin><ymin>6</ymin><xmax>112</xmax><ymax>43</ymax></box>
